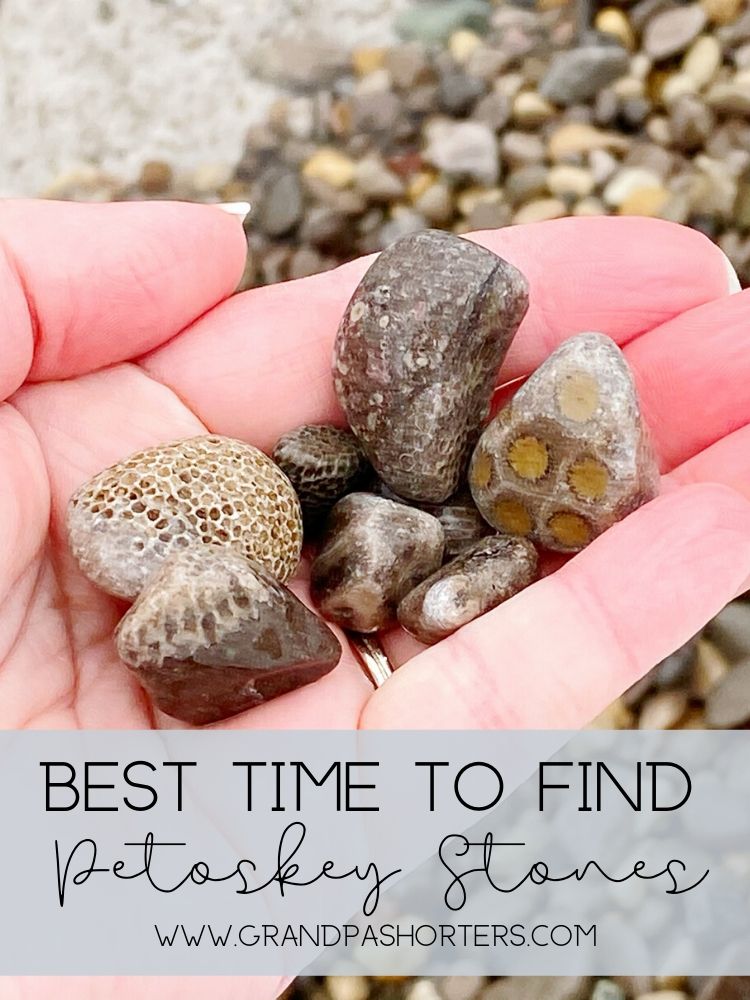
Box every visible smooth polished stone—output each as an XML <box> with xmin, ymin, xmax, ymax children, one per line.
<box><xmin>272</xmin><ymin>424</ymin><xmax>370</xmax><ymax>529</ymax></box>
<box><xmin>67</xmin><ymin>435</ymin><xmax>302</xmax><ymax>599</ymax></box>
<box><xmin>398</xmin><ymin>535</ymin><xmax>538</xmax><ymax>644</ymax></box>
<box><xmin>375</xmin><ymin>481</ymin><xmax>492</xmax><ymax>559</ymax></box>
<box><xmin>116</xmin><ymin>546</ymin><xmax>341</xmax><ymax>725</ymax></box>
<box><xmin>333</xmin><ymin>229</ymin><xmax>528</xmax><ymax>503</ymax></box>
<box><xmin>311</xmin><ymin>493</ymin><xmax>444</xmax><ymax>632</ymax></box>
<box><xmin>469</xmin><ymin>333</ymin><xmax>659</xmax><ymax>552</ymax></box>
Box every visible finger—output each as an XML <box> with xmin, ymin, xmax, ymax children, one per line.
<box><xmin>0</xmin><ymin>405</ymin><xmax>48</xmax><ymax>610</ymax></box>
<box><xmin>625</xmin><ymin>288</ymin><xmax>750</xmax><ymax>471</ymax></box>
<box><xmin>142</xmin><ymin>217</ymin><xmax>732</xmax><ymax>451</ymax></box>
<box><xmin>0</xmin><ymin>200</ymin><xmax>246</xmax><ymax>400</ymax></box>
<box><xmin>360</xmin><ymin>484</ymin><xmax>750</xmax><ymax>730</ymax></box>
<box><xmin>667</xmin><ymin>423</ymin><xmax>750</xmax><ymax>500</ymax></box>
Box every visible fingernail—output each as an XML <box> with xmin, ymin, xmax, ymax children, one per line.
<box><xmin>218</xmin><ymin>201</ymin><xmax>252</xmax><ymax>226</ymax></box>
<box><xmin>720</xmin><ymin>247</ymin><xmax>741</xmax><ymax>294</ymax></box>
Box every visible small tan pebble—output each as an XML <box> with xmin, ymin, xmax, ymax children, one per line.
<box><xmin>138</xmin><ymin>160</ymin><xmax>173</xmax><ymax>194</ymax></box>
<box><xmin>408</xmin><ymin>983</ymin><xmax>443</xmax><ymax>1000</ymax></box>
<box><xmin>547</xmin><ymin>165</ymin><xmax>596</xmax><ymax>199</ymax></box>
<box><xmin>116</xmin><ymin>547</ymin><xmax>341</xmax><ymax>725</ymax></box>
<box><xmin>192</xmin><ymin>162</ymin><xmax>233</xmax><ymax>193</ymax></box>
<box><xmin>603</xmin><ymin>168</ymin><xmax>663</xmax><ymax>207</ymax></box>
<box><xmin>646</xmin><ymin>114</ymin><xmax>673</xmax><ymax>145</ymax></box>
<box><xmin>574</xmin><ymin>196</ymin><xmax>607</xmax><ymax>216</ymax></box>
<box><xmin>415</xmin><ymin>181</ymin><xmax>455</xmax><ymax>224</ymax></box>
<box><xmin>354</xmin><ymin>154</ymin><xmax>405</xmax><ymax>201</ymax></box>
<box><xmin>691</xmin><ymin>638</ymin><xmax>730</xmax><ymax>698</ymax></box>
<box><xmin>613</xmin><ymin>75</ymin><xmax>646</xmax><ymax>100</ymax></box>
<box><xmin>512</xmin><ymin>197</ymin><xmax>568</xmax><ymax>224</ymax></box>
<box><xmin>661</xmin><ymin>72</ymin><xmax>700</xmax><ymax>106</ymax></box>
<box><xmin>548</xmin><ymin>122</ymin><xmax>629</xmax><ymax>159</ymax></box>
<box><xmin>456</xmin><ymin>185</ymin><xmax>491</xmax><ymax>216</ymax></box>
<box><xmin>512</xmin><ymin>90</ymin><xmax>556</xmax><ymax>127</ymax></box>
<box><xmin>586</xmin><ymin>699</ymin><xmax>635</xmax><ymax>730</ymax></box>
<box><xmin>644</xmin><ymin>4</ymin><xmax>707</xmax><ymax>61</ymax></box>
<box><xmin>619</xmin><ymin>184</ymin><xmax>672</xmax><ymax>217</ymax></box>
<box><xmin>327</xmin><ymin>977</ymin><xmax>370</xmax><ymax>1000</ymax></box>
<box><xmin>706</xmin><ymin>658</ymin><xmax>750</xmax><ymax>727</ymax></box>
<box><xmin>501</xmin><ymin>130</ymin><xmax>546</xmax><ymax>166</ymax></box>
<box><xmin>407</xmin><ymin>169</ymin><xmax>439</xmax><ymax>202</ymax></box>
<box><xmin>66</xmin><ymin>435</ymin><xmax>302</xmax><ymax>600</ymax></box>
<box><xmin>352</xmin><ymin>46</ymin><xmax>387</xmax><ymax>77</ymax></box>
<box><xmin>449</xmin><ymin>28</ymin><xmax>483</xmax><ymax>64</ymax></box>
<box><xmin>682</xmin><ymin>35</ymin><xmax>723</xmax><ymax>88</ymax></box>
<box><xmin>702</xmin><ymin>0</ymin><xmax>743</xmax><ymax>24</ymax></box>
<box><xmin>638</xmin><ymin>690</ymin><xmax>689</xmax><ymax>729</ymax></box>
<box><xmin>596</xmin><ymin>7</ymin><xmax>636</xmax><ymax>50</ymax></box>
<box><xmin>638</xmin><ymin>993</ymin><xmax>688</xmax><ymax>1000</ymax></box>
<box><xmin>303</xmin><ymin>148</ymin><xmax>356</xmax><ymax>189</ymax></box>
<box><xmin>706</xmin><ymin>75</ymin><xmax>750</xmax><ymax>115</ymax></box>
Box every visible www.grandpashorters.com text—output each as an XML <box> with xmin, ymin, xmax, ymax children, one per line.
<box><xmin>154</xmin><ymin>922</ymin><xmax>597</xmax><ymax>949</ymax></box>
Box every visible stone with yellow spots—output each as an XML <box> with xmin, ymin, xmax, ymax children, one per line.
<box><xmin>468</xmin><ymin>332</ymin><xmax>659</xmax><ymax>552</ymax></box>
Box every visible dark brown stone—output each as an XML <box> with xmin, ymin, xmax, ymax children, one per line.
<box><xmin>469</xmin><ymin>332</ymin><xmax>659</xmax><ymax>552</ymax></box>
<box><xmin>375</xmin><ymin>481</ymin><xmax>492</xmax><ymax>559</ymax></box>
<box><xmin>333</xmin><ymin>229</ymin><xmax>529</xmax><ymax>503</ymax></box>
<box><xmin>272</xmin><ymin>424</ymin><xmax>371</xmax><ymax>530</ymax></box>
<box><xmin>310</xmin><ymin>492</ymin><xmax>444</xmax><ymax>632</ymax></box>
<box><xmin>116</xmin><ymin>546</ymin><xmax>341</xmax><ymax>725</ymax></box>
<box><xmin>398</xmin><ymin>535</ymin><xmax>538</xmax><ymax>644</ymax></box>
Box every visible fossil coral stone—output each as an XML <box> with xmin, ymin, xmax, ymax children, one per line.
<box><xmin>272</xmin><ymin>424</ymin><xmax>370</xmax><ymax>528</ymax></box>
<box><xmin>116</xmin><ymin>547</ymin><xmax>341</xmax><ymax>725</ymax></box>
<box><xmin>311</xmin><ymin>493</ymin><xmax>445</xmax><ymax>632</ymax></box>
<box><xmin>375</xmin><ymin>481</ymin><xmax>492</xmax><ymax>559</ymax></box>
<box><xmin>67</xmin><ymin>435</ymin><xmax>302</xmax><ymax>600</ymax></box>
<box><xmin>469</xmin><ymin>332</ymin><xmax>659</xmax><ymax>552</ymax></box>
<box><xmin>398</xmin><ymin>535</ymin><xmax>539</xmax><ymax>645</ymax></box>
<box><xmin>333</xmin><ymin>229</ymin><xmax>529</xmax><ymax>504</ymax></box>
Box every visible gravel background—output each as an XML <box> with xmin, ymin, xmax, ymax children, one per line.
<box><xmin>0</xmin><ymin>0</ymin><xmax>411</xmax><ymax>196</ymax></box>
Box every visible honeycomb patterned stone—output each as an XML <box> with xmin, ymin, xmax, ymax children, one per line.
<box><xmin>272</xmin><ymin>424</ymin><xmax>370</xmax><ymax>530</ymax></box>
<box><xmin>333</xmin><ymin>229</ymin><xmax>529</xmax><ymax>504</ymax></box>
<box><xmin>469</xmin><ymin>333</ymin><xmax>659</xmax><ymax>552</ymax></box>
<box><xmin>375</xmin><ymin>481</ymin><xmax>493</xmax><ymax>560</ymax></box>
<box><xmin>311</xmin><ymin>493</ymin><xmax>445</xmax><ymax>633</ymax></box>
<box><xmin>116</xmin><ymin>546</ymin><xmax>341</xmax><ymax>725</ymax></box>
<box><xmin>67</xmin><ymin>435</ymin><xmax>303</xmax><ymax>600</ymax></box>
<box><xmin>398</xmin><ymin>535</ymin><xmax>539</xmax><ymax>645</ymax></box>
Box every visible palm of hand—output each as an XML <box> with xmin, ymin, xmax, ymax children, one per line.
<box><xmin>1</xmin><ymin>200</ymin><xmax>750</xmax><ymax>737</ymax></box>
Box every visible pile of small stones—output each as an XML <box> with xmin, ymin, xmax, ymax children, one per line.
<box><xmin>46</xmin><ymin>0</ymin><xmax>750</xmax><ymax>287</ymax></box>
<box><xmin>283</xmin><ymin>974</ymin><xmax>750</xmax><ymax>1000</ymax></box>
<box><xmin>66</xmin><ymin>230</ymin><xmax>666</xmax><ymax>723</ymax></box>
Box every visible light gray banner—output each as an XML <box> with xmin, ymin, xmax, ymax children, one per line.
<box><xmin>0</xmin><ymin>730</ymin><xmax>747</xmax><ymax>976</ymax></box>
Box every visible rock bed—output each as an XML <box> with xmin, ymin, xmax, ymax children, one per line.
<box><xmin>45</xmin><ymin>0</ymin><xmax>750</xmax><ymax>287</ymax></box>
<box><xmin>284</xmin><ymin>975</ymin><xmax>750</xmax><ymax>1000</ymax></box>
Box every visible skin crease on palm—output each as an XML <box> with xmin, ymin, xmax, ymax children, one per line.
<box><xmin>1</xmin><ymin>200</ymin><xmax>750</xmax><ymax>999</ymax></box>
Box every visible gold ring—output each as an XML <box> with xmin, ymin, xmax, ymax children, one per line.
<box><xmin>348</xmin><ymin>633</ymin><xmax>394</xmax><ymax>688</ymax></box>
